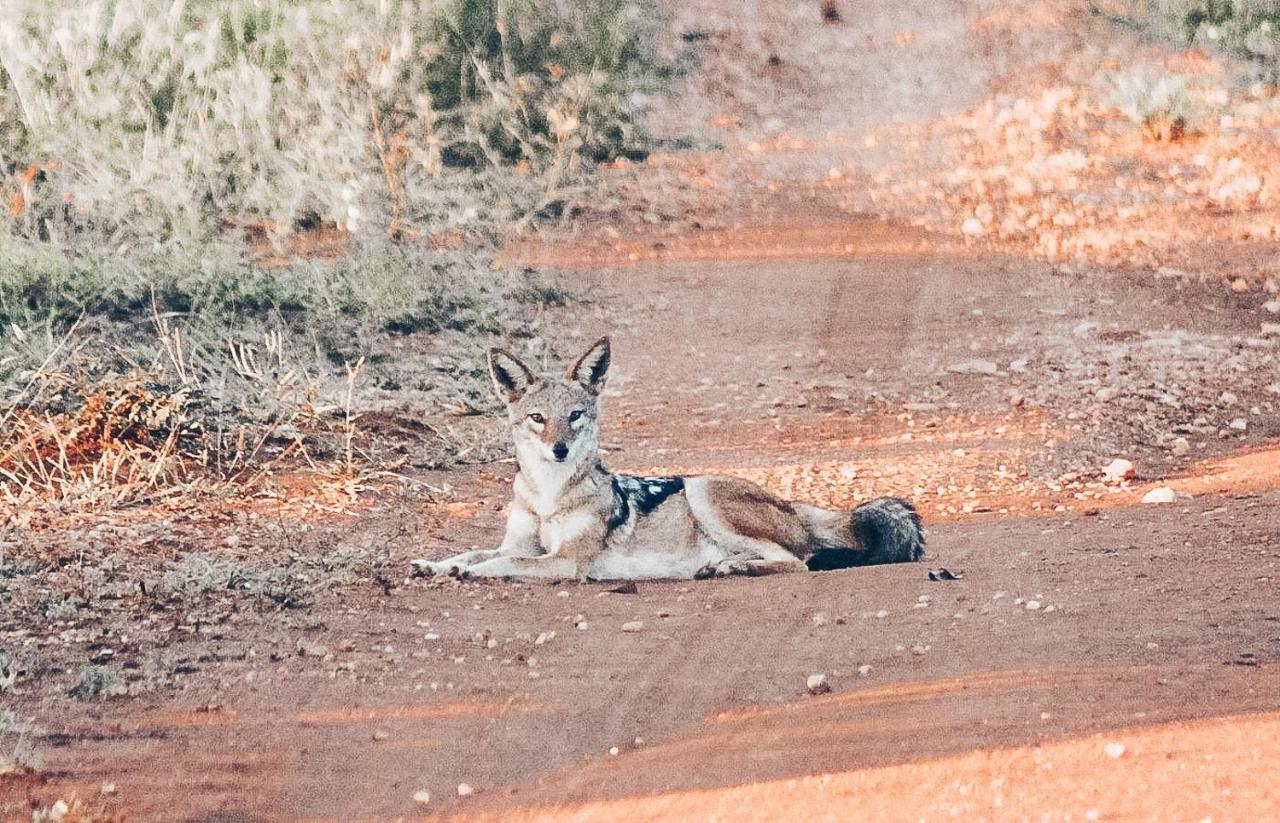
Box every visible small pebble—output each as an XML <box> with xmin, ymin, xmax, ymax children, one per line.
<box><xmin>807</xmin><ymin>673</ymin><xmax>832</xmax><ymax>695</ymax></box>
<box><xmin>1102</xmin><ymin>458</ymin><xmax>1134</xmax><ymax>482</ymax></box>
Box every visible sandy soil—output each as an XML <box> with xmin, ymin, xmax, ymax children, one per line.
<box><xmin>4</xmin><ymin>1</ymin><xmax>1280</xmax><ymax>821</ymax></box>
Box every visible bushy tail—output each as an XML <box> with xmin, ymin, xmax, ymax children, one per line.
<box><xmin>797</xmin><ymin>497</ymin><xmax>925</xmax><ymax>571</ymax></box>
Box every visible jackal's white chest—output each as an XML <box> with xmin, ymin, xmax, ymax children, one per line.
<box><xmin>515</xmin><ymin>459</ymin><xmax>579</xmax><ymax>519</ymax></box>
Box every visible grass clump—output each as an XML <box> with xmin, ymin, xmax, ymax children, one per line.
<box><xmin>0</xmin><ymin>239</ymin><xmax>547</xmax><ymax>510</ymax></box>
<box><xmin>153</xmin><ymin>548</ymin><xmax>378</xmax><ymax>610</ymax></box>
<box><xmin>0</xmin><ymin>708</ymin><xmax>41</xmax><ymax>774</ymax></box>
<box><xmin>66</xmin><ymin>666</ymin><xmax>124</xmax><ymax>701</ymax></box>
<box><xmin>0</xmin><ymin>237</ymin><xmax>511</xmax><ymax>335</ymax></box>
<box><xmin>1107</xmin><ymin>72</ymin><xmax>1194</xmax><ymax>140</ymax></box>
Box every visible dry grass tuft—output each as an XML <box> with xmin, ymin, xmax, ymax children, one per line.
<box><xmin>0</xmin><ymin>370</ymin><xmax>204</xmax><ymax>507</ymax></box>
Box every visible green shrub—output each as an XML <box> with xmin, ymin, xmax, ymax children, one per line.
<box><xmin>0</xmin><ymin>0</ymin><xmax>662</xmax><ymax>247</ymax></box>
<box><xmin>1105</xmin><ymin>2</ymin><xmax>1280</xmax><ymax>74</ymax></box>
<box><xmin>1160</xmin><ymin>1</ymin><xmax>1280</xmax><ymax>62</ymax></box>
<box><xmin>1107</xmin><ymin>72</ymin><xmax>1194</xmax><ymax>140</ymax></box>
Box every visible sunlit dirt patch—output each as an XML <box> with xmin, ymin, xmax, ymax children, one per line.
<box><xmin>1142</xmin><ymin>441</ymin><xmax>1280</xmax><ymax>499</ymax></box>
<box><xmin>613</xmin><ymin>374</ymin><xmax>1280</xmax><ymax>518</ymax></box>
<box><xmin>505</xmin><ymin>215</ymin><xmax>966</xmax><ymax>269</ymax></box>
<box><xmin>0</xmin><ymin>469</ymin><xmax>386</xmax><ymax>537</ymax></box>
<box><xmin>713</xmin><ymin>667</ymin><xmax>1115</xmax><ymax>721</ymax></box>
<box><xmin>970</xmin><ymin>0</ymin><xmax>1063</xmax><ymax>33</ymax></box>
<box><xmin>619</xmin><ymin>409</ymin><xmax>1107</xmax><ymax>519</ymax></box>
<box><xmin>137</xmin><ymin>699</ymin><xmax>544</xmax><ymax>732</ymax></box>
<box><xmin>855</xmin><ymin>84</ymin><xmax>1280</xmax><ymax>279</ymax></box>
<box><xmin>449</xmin><ymin>707</ymin><xmax>1280</xmax><ymax>822</ymax></box>
<box><xmin>518</xmin><ymin>1</ymin><xmax>1280</xmax><ymax>290</ymax></box>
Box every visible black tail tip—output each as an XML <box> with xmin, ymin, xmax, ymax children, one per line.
<box><xmin>807</xmin><ymin>496</ymin><xmax>925</xmax><ymax>571</ymax></box>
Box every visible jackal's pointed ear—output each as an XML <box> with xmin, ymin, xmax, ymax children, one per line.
<box><xmin>565</xmin><ymin>336</ymin><xmax>611</xmax><ymax>395</ymax></box>
<box><xmin>488</xmin><ymin>348</ymin><xmax>537</xmax><ymax>404</ymax></box>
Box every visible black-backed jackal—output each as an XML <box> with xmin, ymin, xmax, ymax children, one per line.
<box><xmin>412</xmin><ymin>337</ymin><xmax>924</xmax><ymax>581</ymax></box>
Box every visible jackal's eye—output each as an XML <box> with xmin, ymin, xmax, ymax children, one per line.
<box><xmin>568</xmin><ymin>409</ymin><xmax>584</xmax><ymax>423</ymax></box>
<box><xmin>528</xmin><ymin>413</ymin><xmax>545</xmax><ymax>424</ymax></box>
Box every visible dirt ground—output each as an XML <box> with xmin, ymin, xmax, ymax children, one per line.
<box><xmin>5</xmin><ymin>1</ymin><xmax>1280</xmax><ymax>820</ymax></box>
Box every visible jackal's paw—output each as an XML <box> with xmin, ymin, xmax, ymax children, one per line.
<box><xmin>410</xmin><ymin>559</ymin><xmax>461</xmax><ymax>578</ymax></box>
<box><xmin>694</xmin><ymin>559</ymin><xmax>749</xmax><ymax>579</ymax></box>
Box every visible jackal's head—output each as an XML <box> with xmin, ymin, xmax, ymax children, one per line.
<box><xmin>487</xmin><ymin>337</ymin><xmax>610</xmax><ymax>467</ymax></box>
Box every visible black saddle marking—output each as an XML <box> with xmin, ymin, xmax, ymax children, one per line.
<box><xmin>607</xmin><ymin>474</ymin><xmax>685</xmax><ymax>534</ymax></box>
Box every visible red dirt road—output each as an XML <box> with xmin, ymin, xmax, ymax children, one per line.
<box><xmin>6</xmin><ymin>1</ymin><xmax>1280</xmax><ymax>820</ymax></box>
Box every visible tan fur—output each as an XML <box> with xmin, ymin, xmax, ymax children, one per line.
<box><xmin>699</xmin><ymin>477</ymin><xmax>810</xmax><ymax>553</ymax></box>
<box><xmin>411</xmin><ymin>337</ymin><xmax>919</xmax><ymax>582</ymax></box>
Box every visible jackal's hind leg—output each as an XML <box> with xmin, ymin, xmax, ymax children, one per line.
<box><xmin>695</xmin><ymin>540</ymin><xmax>807</xmax><ymax>578</ymax></box>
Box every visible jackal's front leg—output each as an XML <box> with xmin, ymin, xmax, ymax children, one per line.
<box><xmin>460</xmin><ymin>512</ymin><xmax>607</xmax><ymax>581</ymax></box>
<box><xmin>411</xmin><ymin>503</ymin><xmax>541</xmax><ymax>577</ymax></box>
<box><xmin>456</xmin><ymin>553</ymin><xmax>577</xmax><ymax>580</ymax></box>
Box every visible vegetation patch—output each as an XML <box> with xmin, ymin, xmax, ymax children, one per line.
<box><xmin>0</xmin><ymin>1</ymin><xmax>656</xmax><ymax>510</ymax></box>
<box><xmin>0</xmin><ymin>0</ymin><xmax>666</xmax><ymax>246</ymax></box>
<box><xmin>0</xmin><ymin>240</ymin><xmax>564</xmax><ymax>511</ymax></box>
<box><xmin>0</xmin><ymin>708</ymin><xmax>41</xmax><ymax>775</ymax></box>
<box><xmin>1097</xmin><ymin>2</ymin><xmax>1280</xmax><ymax>76</ymax></box>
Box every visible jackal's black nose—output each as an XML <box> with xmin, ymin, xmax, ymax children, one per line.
<box><xmin>552</xmin><ymin>442</ymin><xmax>569</xmax><ymax>461</ymax></box>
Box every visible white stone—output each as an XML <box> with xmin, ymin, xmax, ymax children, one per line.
<box><xmin>1141</xmin><ymin>487</ymin><xmax>1176</xmax><ymax>504</ymax></box>
<box><xmin>807</xmin><ymin>673</ymin><xmax>832</xmax><ymax>695</ymax></box>
<box><xmin>1102</xmin><ymin>459</ymin><xmax>1134</xmax><ymax>482</ymax></box>
<box><xmin>947</xmin><ymin>359</ymin><xmax>1000</xmax><ymax>376</ymax></box>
